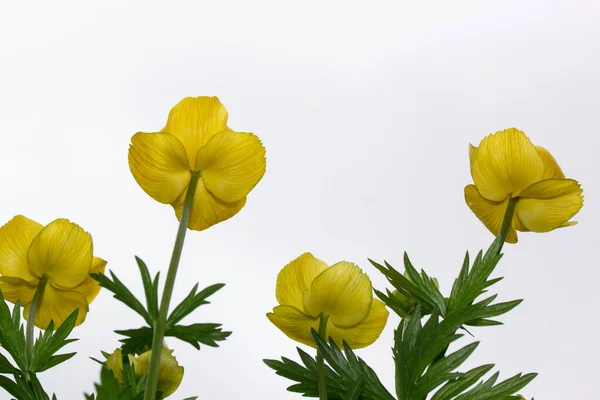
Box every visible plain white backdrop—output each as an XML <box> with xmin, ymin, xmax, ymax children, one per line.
<box><xmin>0</xmin><ymin>1</ymin><xmax>598</xmax><ymax>399</ymax></box>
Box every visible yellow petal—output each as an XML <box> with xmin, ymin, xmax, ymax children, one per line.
<box><xmin>464</xmin><ymin>185</ymin><xmax>518</xmax><ymax>243</ymax></box>
<box><xmin>472</xmin><ymin>128</ymin><xmax>545</xmax><ymax>201</ymax></box>
<box><xmin>516</xmin><ymin>179</ymin><xmax>583</xmax><ymax>232</ymax></box>
<box><xmin>468</xmin><ymin>144</ymin><xmax>478</xmax><ymax>175</ymax></box>
<box><xmin>128</xmin><ymin>132</ymin><xmax>192</xmax><ymax>204</ymax></box>
<box><xmin>0</xmin><ymin>215</ymin><xmax>43</xmax><ymax>282</ymax></box>
<box><xmin>0</xmin><ymin>277</ymin><xmax>37</xmax><ymax>305</ymax></box>
<box><xmin>105</xmin><ymin>348</ymin><xmax>125</xmax><ymax>387</ymax></box>
<box><xmin>162</xmin><ymin>97</ymin><xmax>229</xmax><ymax>168</ymax></box>
<box><xmin>24</xmin><ymin>283</ymin><xmax>88</xmax><ymax>328</ymax></box>
<box><xmin>173</xmin><ymin>178</ymin><xmax>246</xmax><ymax>231</ymax></box>
<box><xmin>536</xmin><ymin>146</ymin><xmax>565</xmax><ymax>179</ymax></box>
<box><xmin>134</xmin><ymin>348</ymin><xmax>184</xmax><ymax>398</ymax></box>
<box><xmin>71</xmin><ymin>257</ymin><xmax>107</xmax><ymax>304</ymax></box>
<box><xmin>326</xmin><ymin>299</ymin><xmax>389</xmax><ymax>349</ymax></box>
<box><xmin>27</xmin><ymin>219</ymin><xmax>93</xmax><ymax>288</ymax></box>
<box><xmin>303</xmin><ymin>261</ymin><xmax>372</xmax><ymax>327</ymax></box>
<box><xmin>275</xmin><ymin>253</ymin><xmax>329</xmax><ymax>311</ymax></box>
<box><xmin>267</xmin><ymin>305</ymin><xmax>320</xmax><ymax>347</ymax></box>
<box><xmin>196</xmin><ymin>130</ymin><xmax>266</xmax><ymax>203</ymax></box>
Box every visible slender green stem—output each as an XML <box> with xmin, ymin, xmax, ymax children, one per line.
<box><xmin>316</xmin><ymin>312</ymin><xmax>329</xmax><ymax>400</ymax></box>
<box><xmin>26</xmin><ymin>276</ymin><xmax>48</xmax><ymax>360</ymax></box>
<box><xmin>144</xmin><ymin>172</ymin><xmax>200</xmax><ymax>400</ymax></box>
<box><xmin>494</xmin><ymin>196</ymin><xmax>518</xmax><ymax>255</ymax></box>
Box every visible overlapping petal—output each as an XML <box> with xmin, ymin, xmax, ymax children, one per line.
<box><xmin>71</xmin><ymin>257</ymin><xmax>107</xmax><ymax>304</ymax></box>
<box><xmin>134</xmin><ymin>348</ymin><xmax>184</xmax><ymax>398</ymax></box>
<box><xmin>27</xmin><ymin>219</ymin><xmax>93</xmax><ymax>288</ymax></box>
<box><xmin>0</xmin><ymin>277</ymin><xmax>36</xmax><ymax>305</ymax></box>
<box><xmin>326</xmin><ymin>299</ymin><xmax>389</xmax><ymax>349</ymax></box>
<box><xmin>464</xmin><ymin>185</ymin><xmax>518</xmax><ymax>243</ymax></box>
<box><xmin>24</xmin><ymin>283</ymin><xmax>88</xmax><ymax>328</ymax></box>
<box><xmin>267</xmin><ymin>305</ymin><xmax>320</xmax><ymax>347</ymax></box>
<box><xmin>516</xmin><ymin>179</ymin><xmax>583</xmax><ymax>232</ymax></box>
<box><xmin>0</xmin><ymin>215</ymin><xmax>42</xmax><ymax>282</ymax></box>
<box><xmin>128</xmin><ymin>132</ymin><xmax>192</xmax><ymax>204</ymax></box>
<box><xmin>536</xmin><ymin>146</ymin><xmax>565</xmax><ymax>179</ymax></box>
<box><xmin>173</xmin><ymin>179</ymin><xmax>246</xmax><ymax>231</ymax></box>
<box><xmin>275</xmin><ymin>253</ymin><xmax>328</xmax><ymax>312</ymax></box>
<box><xmin>162</xmin><ymin>97</ymin><xmax>229</xmax><ymax>168</ymax></box>
<box><xmin>303</xmin><ymin>262</ymin><xmax>372</xmax><ymax>327</ymax></box>
<box><xmin>472</xmin><ymin>128</ymin><xmax>545</xmax><ymax>201</ymax></box>
<box><xmin>196</xmin><ymin>130</ymin><xmax>267</xmax><ymax>203</ymax></box>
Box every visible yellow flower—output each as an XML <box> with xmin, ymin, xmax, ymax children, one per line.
<box><xmin>0</xmin><ymin>215</ymin><xmax>106</xmax><ymax>328</ymax></box>
<box><xmin>105</xmin><ymin>347</ymin><xmax>184</xmax><ymax>398</ymax></box>
<box><xmin>267</xmin><ymin>253</ymin><xmax>389</xmax><ymax>349</ymax></box>
<box><xmin>128</xmin><ymin>96</ymin><xmax>267</xmax><ymax>231</ymax></box>
<box><xmin>465</xmin><ymin>128</ymin><xmax>583</xmax><ymax>243</ymax></box>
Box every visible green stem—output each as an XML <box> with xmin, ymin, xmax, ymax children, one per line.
<box><xmin>492</xmin><ymin>196</ymin><xmax>518</xmax><ymax>256</ymax></box>
<box><xmin>316</xmin><ymin>313</ymin><xmax>329</xmax><ymax>400</ymax></box>
<box><xmin>144</xmin><ymin>172</ymin><xmax>200</xmax><ymax>400</ymax></box>
<box><xmin>26</xmin><ymin>276</ymin><xmax>48</xmax><ymax>361</ymax></box>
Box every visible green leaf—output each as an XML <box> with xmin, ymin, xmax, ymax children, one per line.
<box><xmin>114</xmin><ymin>327</ymin><xmax>153</xmax><ymax>355</ymax></box>
<box><xmin>0</xmin><ymin>375</ymin><xmax>31</xmax><ymax>400</ymax></box>
<box><xmin>165</xmin><ymin>323</ymin><xmax>231</xmax><ymax>349</ymax></box>
<box><xmin>30</xmin><ymin>309</ymin><xmax>79</xmax><ymax>373</ymax></box>
<box><xmin>0</xmin><ymin>291</ymin><xmax>28</xmax><ymax>372</ymax></box>
<box><xmin>0</xmin><ymin>352</ymin><xmax>17</xmax><ymax>373</ymax></box>
<box><xmin>135</xmin><ymin>257</ymin><xmax>159</xmax><ymax>321</ymax></box>
<box><xmin>91</xmin><ymin>271</ymin><xmax>151</xmax><ymax>326</ymax></box>
<box><xmin>167</xmin><ymin>283</ymin><xmax>225</xmax><ymax>327</ymax></box>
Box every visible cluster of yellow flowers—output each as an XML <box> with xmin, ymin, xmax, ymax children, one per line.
<box><xmin>0</xmin><ymin>97</ymin><xmax>583</xmax><ymax>398</ymax></box>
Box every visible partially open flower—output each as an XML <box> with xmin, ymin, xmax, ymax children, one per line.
<box><xmin>267</xmin><ymin>253</ymin><xmax>388</xmax><ymax>349</ymax></box>
<box><xmin>128</xmin><ymin>96</ymin><xmax>266</xmax><ymax>231</ymax></box>
<box><xmin>105</xmin><ymin>347</ymin><xmax>184</xmax><ymax>398</ymax></box>
<box><xmin>465</xmin><ymin>128</ymin><xmax>583</xmax><ymax>243</ymax></box>
<box><xmin>0</xmin><ymin>215</ymin><xmax>105</xmax><ymax>328</ymax></box>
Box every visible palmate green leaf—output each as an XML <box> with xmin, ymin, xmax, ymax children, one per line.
<box><xmin>30</xmin><ymin>309</ymin><xmax>79</xmax><ymax>373</ymax></box>
<box><xmin>0</xmin><ymin>352</ymin><xmax>17</xmax><ymax>373</ymax></box>
<box><xmin>91</xmin><ymin>270</ymin><xmax>152</xmax><ymax>326</ymax></box>
<box><xmin>87</xmin><ymin>367</ymin><xmax>146</xmax><ymax>400</ymax></box>
<box><xmin>264</xmin><ymin>332</ymin><xmax>394</xmax><ymax>400</ymax></box>
<box><xmin>116</xmin><ymin>323</ymin><xmax>231</xmax><ymax>354</ymax></box>
<box><xmin>135</xmin><ymin>257</ymin><xmax>160</xmax><ymax>322</ymax></box>
<box><xmin>0</xmin><ymin>292</ymin><xmax>28</xmax><ymax>372</ymax></box>
<box><xmin>0</xmin><ymin>375</ymin><xmax>30</xmax><ymax>400</ymax></box>
<box><xmin>167</xmin><ymin>283</ymin><xmax>225</xmax><ymax>327</ymax></box>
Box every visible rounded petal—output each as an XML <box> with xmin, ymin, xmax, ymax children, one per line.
<box><xmin>267</xmin><ymin>305</ymin><xmax>320</xmax><ymax>347</ymax></box>
<box><xmin>27</xmin><ymin>219</ymin><xmax>93</xmax><ymax>288</ymax></box>
<box><xmin>472</xmin><ymin>128</ymin><xmax>544</xmax><ymax>201</ymax></box>
<box><xmin>134</xmin><ymin>348</ymin><xmax>184</xmax><ymax>398</ymax></box>
<box><xmin>196</xmin><ymin>131</ymin><xmax>267</xmax><ymax>203</ymax></box>
<box><xmin>464</xmin><ymin>185</ymin><xmax>518</xmax><ymax>243</ymax></box>
<box><xmin>71</xmin><ymin>257</ymin><xmax>107</xmax><ymax>304</ymax></box>
<box><xmin>536</xmin><ymin>146</ymin><xmax>565</xmax><ymax>179</ymax></box>
<box><xmin>129</xmin><ymin>132</ymin><xmax>192</xmax><ymax>204</ymax></box>
<box><xmin>0</xmin><ymin>215</ymin><xmax>43</xmax><ymax>282</ymax></box>
<box><xmin>326</xmin><ymin>299</ymin><xmax>389</xmax><ymax>349</ymax></box>
<box><xmin>173</xmin><ymin>179</ymin><xmax>246</xmax><ymax>231</ymax></box>
<box><xmin>516</xmin><ymin>179</ymin><xmax>583</xmax><ymax>232</ymax></box>
<box><xmin>105</xmin><ymin>348</ymin><xmax>125</xmax><ymax>387</ymax></box>
<box><xmin>161</xmin><ymin>97</ymin><xmax>229</xmax><ymax>168</ymax></box>
<box><xmin>0</xmin><ymin>277</ymin><xmax>37</xmax><ymax>305</ymax></box>
<box><xmin>275</xmin><ymin>253</ymin><xmax>329</xmax><ymax>311</ymax></box>
<box><xmin>24</xmin><ymin>283</ymin><xmax>88</xmax><ymax>328</ymax></box>
<box><xmin>303</xmin><ymin>261</ymin><xmax>373</xmax><ymax>327</ymax></box>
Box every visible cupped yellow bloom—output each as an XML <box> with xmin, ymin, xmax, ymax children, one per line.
<box><xmin>267</xmin><ymin>253</ymin><xmax>389</xmax><ymax>349</ymax></box>
<box><xmin>465</xmin><ymin>128</ymin><xmax>583</xmax><ymax>243</ymax></box>
<box><xmin>128</xmin><ymin>96</ymin><xmax>267</xmax><ymax>231</ymax></box>
<box><xmin>0</xmin><ymin>215</ymin><xmax>105</xmax><ymax>328</ymax></box>
<box><xmin>105</xmin><ymin>347</ymin><xmax>184</xmax><ymax>398</ymax></box>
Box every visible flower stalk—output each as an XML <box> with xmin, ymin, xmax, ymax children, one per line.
<box><xmin>26</xmin><ymin>276</ymin><xmax>48</xmax><ymax>360</ymax></box>
<box><xmin>144</xmin><ymin>171</ymin><xmax>200</xmax><ymax>400</ymax></box>
<box><xmin>316</xmin><ymin>312</ymin><xmax>329</xmax><ymax>400</ymax></box>
<box><xmin>495</xmin><ymin>196</ymin><xmax>518</xmax><ymax>255</ymax></box>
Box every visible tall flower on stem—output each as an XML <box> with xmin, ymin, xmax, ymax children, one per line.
<box><xmin>465</xmin><ymin>128</ymin><xmax>583</xmax><ymax>243</ymax></box>
<box><xmin>0</xmin><ymin>215</ymin><xmax>105</xmax><ymax>358</ymax></box>
<box><xmin>268</xmin><ymin>253</ymin><xmax>389</xmax><ymax>400</ymax></box>
<box><xmin>128</xmin><ymin>96</ymin><xmax>266</xmax><ymax>400</ymax></box>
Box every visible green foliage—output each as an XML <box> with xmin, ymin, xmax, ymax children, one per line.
<box><xmin>264</xmin><ymin>331</ymin><xmax>394</xmax><ymax>400</ymax></box>
<box><xmin>30</xmin><ymin>310</ymin><xmax>79</xmax><ymax>373</ymax></box>
<box><xmin>85</xmin><ymin>367</ymin><xmax>145</xmax><ymax>400</ymax></box>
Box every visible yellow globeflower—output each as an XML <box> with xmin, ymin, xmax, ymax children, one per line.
<box><xmin>0</xmin><ymin>215</ymin><xmax>105</xmax><ymax>328</ymax></box>
<box><xmin>105</xmin><ymin>347</ymin><xmax>184</xmax><ymax>398</ymax></box>
<box><xmin>128</xmin><ymin>96</ymin><xmax>267</xmax><ymax>231</ymax></box>
<box><xmin>465</xmin><ymin>128</ymin><xmax>583</xmax><ymax>243</ymax></box>
<box><xmin>267</xmin><ymin>253</ymin><xmax>389</xmax><ymax>349</ymax></box>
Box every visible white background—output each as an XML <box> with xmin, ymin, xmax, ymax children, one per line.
<box><xmin>0</xmin><ymin>1</ymin><xmax>598</xmax><ymax>399</ymax></box>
